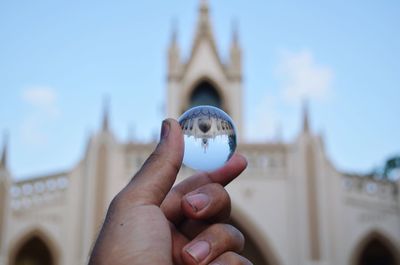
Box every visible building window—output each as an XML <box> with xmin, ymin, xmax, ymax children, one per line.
<box><xmin>190</xmin><ymin>81</ymin><xmax>222</xmax><ymax>109</ymax></box>
<box><xmin>13</xmin><ymin>236</ymin><xmax>54</xmax><ymax>265</ymax></box>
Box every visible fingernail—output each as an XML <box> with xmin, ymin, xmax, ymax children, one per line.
<box><xmin>186</xmin><ymin>241</ymin><xmax>210</xmax><ymax>263</ymax></box>
<box><xmin>186</xmin><ymin>193</ymin><xmax>210</xmax><ymax>212</ymax></box>
<box><xmin>160</xmin><ymin>120</ymin><xmax>170</xmax><ymax>141</ymax></box>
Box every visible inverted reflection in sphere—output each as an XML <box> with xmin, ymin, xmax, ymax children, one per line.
<box><xmin>178</xmin><ymin>105</ymin><xmax>237</xmax><ymax>172</ymax></box>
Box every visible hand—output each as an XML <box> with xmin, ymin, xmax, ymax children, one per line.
<box><xmin>89</xmin><ymin>119</ymin><xmax>251</xmax><ymax>265</ymax></box>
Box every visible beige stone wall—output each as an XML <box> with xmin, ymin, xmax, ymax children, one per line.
<box><xmin>0</xmin><ymin>129</ymin><xmax>399</xmax><ymax>265</ymax></box>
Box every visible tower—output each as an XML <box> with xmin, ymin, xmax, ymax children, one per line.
<box><xmin>166</xmin><ymin>0</ymin><xmax>244</xmax><ymax>138</ymax></box>
<box><xmin>79</xmin><ymin>99</ymin><xmax>118</xmax><ymax>260</ymax></box>
<box><xmin>0</xmin><ymin>133</ymin><xmax>10</xmax><ymax>260</ymax></box>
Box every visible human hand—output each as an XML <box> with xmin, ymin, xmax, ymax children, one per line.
<box><xmin>89</xmin><ymin>119</ymin><xmax>251</xmax><ymax>265</ymax></box>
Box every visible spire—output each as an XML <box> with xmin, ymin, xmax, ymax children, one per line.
<box><xmin>231</xmin><ymin>19</ymin><xmax>239</xmax><ymax>46</ymax></box>
<box><xmin>170</xmin><ymin>18</ymin><xmax>178</xmax><ymax>46</ymax></box>
<box><xmin>102</xmin><ymin>96</ymin><xmax>110</xmax><ymax>132</ymax></box>
<box><xmin>198</xmin><ymin>0</ymin><xmax>211</xmax><ymax>37</ymax></box>
<box><xmin>229</xmin><ymin>19</ymin><xmax>242</xmax><ymax>80</ymax></box>
<box><xmin>200</xmin><ymin>0</ymin><xmax>209</xmax><ymax>16</ymax></box>
<box><xmin>1</xmin><ymin>132</ymin><xmax>8</xmax><ymax>169</ymax></box>
<box><xmin>168</xmin><ymin>18</ymin><xmax>181</xmax><ymax>80</ymax></box>
<box><xmin>302</xmin><ymin>99</ymin><xmax>310</xmax><ymax>133</ymax></box>
<box><xmin>188</xmin><ymin>0</ymin><xmax>219</xmax><ymax>66</ymax></box>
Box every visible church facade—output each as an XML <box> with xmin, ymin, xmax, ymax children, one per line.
<box><xmin>1</xmin><ymin>2</ymin><xmax>399</xmax><ymax>265</ymax></box>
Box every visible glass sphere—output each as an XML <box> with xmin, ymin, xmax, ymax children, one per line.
<box><xmin>178</xmin><ymin>105</ymin><xmax>237</xmax><ymax>172</ymax></box>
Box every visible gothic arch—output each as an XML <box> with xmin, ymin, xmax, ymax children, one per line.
<box><xmin>8</xmin><ymin>228</ymin><xmax>60</xmax><ymax>265</ymax></box>
<box><xmin>182</xmin><ymin>77</ymin><xmax>230</xmax><ymax>114</ymax></box>
<box><xmin>350</xmin><ymin>230</ymin><xmax>400</xmax><ymax>265</ymax></box>
<box><xmin>230</xmin><ymin>205</ymin><xmax>282</xmax><ymax>265</ymax></box>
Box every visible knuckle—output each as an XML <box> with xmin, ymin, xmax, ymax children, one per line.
<box><xmin>208</xmin><ymin>183</ymin><xmax>226</xmax><ymax>195</ymax></box>
<box><xmin>210</xmin><ymin>223</ymin><xmax>245</xmax><ymax>251</ymax></box>
<box><xmin>105</xmin><ymin>191</ymin><xmax>127</xmax><ymax>221</ymax></box>
<box><xmin>169</xmin><ymin>185</ymin><xmax>183</xmax><ymax>200</ymax></box>
<box><xmin>200</xmin><ymin>183</ymin><xmax>231</xmax><ymax>206</ymax></box>
<box><xmin>109</xmin><ymin>191</ymin><xmax>124</xmax><ymax>211</ymax></box>
<box><xmin>225</xmin><ymin>224</ymin><xmax>245</xmax><ymax>251</ymax></box>
<box><xmin>212</xmin><ymin>183</ymin><xmax>231</xmax><ymax>205</ymax></box>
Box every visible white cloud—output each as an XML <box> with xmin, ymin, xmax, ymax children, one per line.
<box><xmin>22</xmin><ymin>86</ymin><xmax>60</xmax><ymax>117</ymax></box>
<box><xmin>277</xmin><ymin>50</ymin><xmax>333</xmax><ymax>104</ymax></box>
<box><xmin>20</xmin><ymin>86</ymin><xmax>61</xmax><ymax>145</ymax></box>
<box><xmin>245</xmin><ymin>49</ymin><xmax>332</xmax><ymax>142</ymax></box>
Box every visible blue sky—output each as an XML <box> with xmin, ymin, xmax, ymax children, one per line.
<box><xmin>0</xmin><ymin>0</ymin><xmax>399</xmax><ymax>178</ymax></box>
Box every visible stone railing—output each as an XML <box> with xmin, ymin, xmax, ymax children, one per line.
<box><xmin>124</xmin><ymin>142</ymin><xmax>288</xmax><ymax>180</ymax></box>
<box><xmin>10</xmin><ymin>172</ymin><xmax>70</xmax><ymax>211</ymax></box>
<box><xmin>238</xmin><ymin>143</ymin><xmax>288</xmax><ymax>178</ymax></box>
<box><xmin>342</xmin><ymin>174</ymin><xmax>398</xmax><ymax>201</ymax></box>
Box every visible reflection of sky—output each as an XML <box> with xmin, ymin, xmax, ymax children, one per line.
<box><xmin>183</xmin><ymin>134</ymin><xmax>232</xmax><ymax>172</ymax></box>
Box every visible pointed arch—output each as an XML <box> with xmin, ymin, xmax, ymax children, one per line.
<box><xmin>190</xmin><ymin>81</ymin><xmax>222</xmax><ymax>108</ymax></box>
<box><xmin>182</xmin><ymin>77</ymin><xmax>229</xmax><ymax>114</ymax></box>
<box><xmin>8</xmin><ymin>228</ymin><xmax>60</xmax><ymax>265</ymax></box>
<box><xmin>350</xmin><ymin>230</ymin><xmax>400</xmax><ymax>265</ymax></box>
<box><xmin>230</xmin><ymin>204</ymin><xmax>282</xmax><ymax>265</ymax></box>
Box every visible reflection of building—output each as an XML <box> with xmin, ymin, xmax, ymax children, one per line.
<box><xmin>1</xmin><ymin>2</ymin><xmax>400</xmax><ymax>265</ymax></box>
<box><xmin>179</xmin><ymin>106</ymin><xmax>236</xmax><ymax>152</ymax></box>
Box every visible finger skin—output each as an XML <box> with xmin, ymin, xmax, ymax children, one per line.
<box><xmin>90</xmin><ymin>205</ymin><xmax>173</xmax><ymax>265</ymax></box>
<box><xmin>161</xmin><ymin>153</ymin><xmax>247</xmax><ymax>224</ymax></box>
<box><xmin>122</xmin><ymin>118</ymin><xmax>184</xmax><ymax>207</ymax></box>
<box><xmin>210</xmin><ymin>251</ymin><xmax>253</xmax><ymax>265</ymax></box>
<box><xmin>170</xmin><ymin>222</ymin><xmax>189</xmax><ymax>265</ymax></box>
<box><xmin>181</xmin><ymin>224</ymin><xmax>245</xmax><ymax>265</ymax></box>
<box><xmin>90</xmin><ymin>119</ymin><xmax>183</xmax><ymax>265</ymax></box>
<box><xmin>181</xmin><ymin>183</ymin><xmax>231</xmax><ymax>222</ymax></box>
<box><xmin>179</xmin><ymin>219</ymin><xmax>209</xmax><ymax>240</ymax></box>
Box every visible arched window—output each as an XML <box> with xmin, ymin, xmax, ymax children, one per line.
<box><xmin>189</xmin><ymin>81</ymin><xmax>222</xmax><ymax>109</ymax></box>
<box><xmin>357</xmin><ymin>238</ymin><xmax>397</xmax><ymax>265</ymax></box>
<box><xmin>13</xmin><ymin>236</ymin><xmax>54</xmax><ymax>265</ymax></box>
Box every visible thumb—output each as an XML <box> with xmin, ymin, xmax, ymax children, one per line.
<box><xmin>122</xmin><ymin>119</ymin><xmax>184</xmax><ymax>207</ymax></box>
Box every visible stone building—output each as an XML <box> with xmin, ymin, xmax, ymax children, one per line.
<box><xmin>0</xmin><ymin>1</ymin><xmax>399</xmax><ymax>264</ymax></box>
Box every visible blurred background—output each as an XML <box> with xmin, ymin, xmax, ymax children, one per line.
<box><xmin>1</xmin><ymin>0</ymin><xmax>399</xmax><ymax>178</ymax></box>
<box><xmin>0</xmin><ymin>0</ymin><xmax>399</xmax><ymax>265</ymax></box>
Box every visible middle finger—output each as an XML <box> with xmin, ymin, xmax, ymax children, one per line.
<box><xmin>161</xmin><ymin>153</ymin><xmax>247</xmax><ymax>224</ymax></box>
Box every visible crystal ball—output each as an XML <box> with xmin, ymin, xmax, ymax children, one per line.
<box><xmin>178</xmin><ymin>105</ymin><xmax>237</xmax><ymax>172</ymax></box>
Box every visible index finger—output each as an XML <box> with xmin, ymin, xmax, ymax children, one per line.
<box><xmin>161</xmin><ymin>153</ymin><xmax>247</xmax><ymax>224</ymax></box>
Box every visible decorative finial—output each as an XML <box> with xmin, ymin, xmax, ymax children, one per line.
<box><xmin>171</xmin><ymin>18</ymin><xmax>178</xmax><ymax>44</ymax></box>
<box><xmin>1</xmin><ymin>131</ymin><xmax>9</xmax><ymax>168</ymax></box>
<box><xmin>231</xmin><ymin>19</ymin><xmax>239</xmax><ymax>45</ymax></box>
<box><xmin>199</xmin><ymin>0</ymin><xmax>210</xmax><ymax>24</ymax></box>
<box><xmin>102</xmin><ymin>95</ymin><xmax>110</xmax><ymax>132</ymax></box>
<box><xmin>302</xmin><ymin>99</ymin><xmax>310</xmax><ymax>133</ymax></box>
<box><xmin>200</xmin><ymin>0</ymin><xmax>209</xmax><ymax>10</ymax></box>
